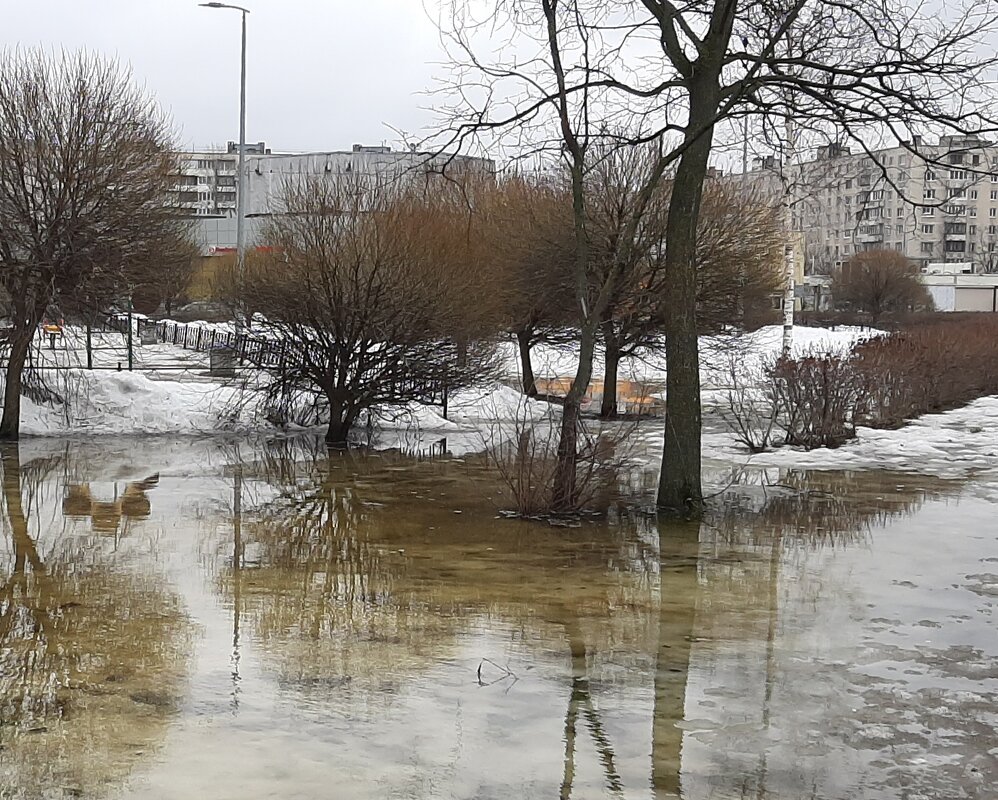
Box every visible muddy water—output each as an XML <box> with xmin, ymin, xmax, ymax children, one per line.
<box><xmin>0</xmin><ymin>437</ymin><xmax>995</xmax><ymax>799</ymax></box>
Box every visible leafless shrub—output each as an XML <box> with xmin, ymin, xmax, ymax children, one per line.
<box><xmin>831</xmin><ymin>250</ymin><xmax>934</xmax><ymax>325</ymax></box>
<box><xmin>853</xmin><ymin>316</ymin><xmax>998</xmax><ymax>427</ymax></box>
<box><xmin>766</xmin><ymin>350</ymin><xmax>865</xmax><ymax>449</ymax></box>
<box><xmin>481</xmin><ymin>405</ymin><xmax>638</xmax><ymax>516</ymax></box>
<box><xmin>239</xmin><ymin>174</ymin><xmax>504</xmax><ymax>445</ymax></box>
<box><xmin>717</xmin><ymin>352</ymin><xmax>779</xmax><ymax>453</ymax></box>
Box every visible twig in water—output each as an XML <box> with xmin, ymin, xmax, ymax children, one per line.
<box><xmin>476</xmin><ymin>658</ymin><xmax>519</xmax><ymax>690</ymax></box>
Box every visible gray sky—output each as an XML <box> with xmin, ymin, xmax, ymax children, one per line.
<box><xmin>8</xmin><ymin>0</ymin><xmax>447</xmax><ymax>153</ymax></box>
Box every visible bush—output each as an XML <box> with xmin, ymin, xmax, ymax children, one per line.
<box><xmin>766</xmin><ymin>351</ymin><xmax>864</xmax><ymax>449</ymax></box>
<box><xmin>721</xmin><ymin>316</ymin><xmax>998</xmax><ymax>453</ymax></box>
<box><xmin>853</xmin><ymin>315</ymin><xmax>998</xmax><ymax>427</ymax></box>
<box><xmin>482</xmin><ymin>407</ymin><xmax>637</xmax><ymax>516</ymax></box>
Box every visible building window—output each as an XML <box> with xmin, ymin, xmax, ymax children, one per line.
<box><xmin>896</xmin><ymin>224</ymin><xmax>904</xmax><ymax>235</ymax></box>
<box><xmin>921</xmin><ymin>242</ymin><xmax>934</xmax><ymax>252</ymax></box>
<box><xmin>970</xmin><ymin>190</ymin><xmax>978</xmax><ymax>199</ymax></box>
<box><xmin>991</xmin><ymin>190</ymin><xmax>998</xmax><ymax>200</ymax></box>
<box><xmin>924</xmin><ymin>188</ymin><xmax>936</xmax><ymax>199</ymax></box>
<box><xmin>971</xmin><ymin>208</ymin><xmax>978</xmax><ymax>217</ymax></box>
<box><xmin>944</xmin><ymin>240</ymin><xmax>966</xmax><ymax>252</ymax></box>
<box><xmin>922</xmin><ymin>207</ymin><xmax>935</xmax><ymax>216</ymax></box>
<box><xmin>944</xmin><ymin>205</ymin><xmax>965</xmax><ymax>215</ymax></box>
<box><xmin>970</xmin><ymin>225</ymin><xmax>977</xmax><ymax>235</ymax></box>
<box><xmin>950</xmin><ymin>170</ymin><xmax>967</xmax><ymax>179</ymax></box>
<box><xmin>948</xmin><ymin>188</ymin><xmax>965</xmax><ymax>198</ymax></box>
<box><xmin>926</xmin><ymin>170</ymin><xmax>936</xmax><ymax>180</ymax></box>
<box><xmin>921</xmin><ymin>224</ymin><xmax>934</xmax><ymax>233</ymax></box>
<box><xmin>895</xmin><ymin>242</ymin><xmax>903</xmax><ymax>251</ymax></box>
<box><xmin>991</xmin><ymin>208</ymin><xmax>997</xmax><ymax>217</ymax></box>
<box><xmin>897</xmin><ymin>208</ymin><xmax>904</xmax><ymax>218</ymax></box>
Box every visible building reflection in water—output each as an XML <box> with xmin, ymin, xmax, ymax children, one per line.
<box><xmin>62</xmin><ymin>473</ymin><xmax>159</xmax><ymax>543</ymax></box>
<box><xmin>0</xmin><ymin>445</ymin><xmax>191</xmax><ymax>799</ymax></box>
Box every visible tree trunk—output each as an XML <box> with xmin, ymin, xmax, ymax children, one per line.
<box><xmin>657</xmin><ymin>91</ymin><xmax>718</xmax><ymax>514</ymax></box>
<box><xmin>324</xmin><ymin>398</ymin><xmax>356</xmax><ymax>447</ymax></box>
<box><xmin>551</xmin><ymin>322</ymin><xmax>597</xmax><ymax>512</ymax></box>
<box><xmin>517</xmin><ymin>329</ymin><xmax>538</xmax><ymax>397</ymax></box>
<box><xmin>600</xmin><ymin>320</ymin><xmax>621</xmax><ymax>418</ymax></box>
<box><xmin>0</xmin><ymin>330</ymin><xmax>34</xmax><ymax>441</ymax></box>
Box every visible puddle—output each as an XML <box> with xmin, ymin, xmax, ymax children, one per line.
<box><xmin>0</xmin><ymin>436</ymin><xmax>995</xmax><ymax>799</ymax></box>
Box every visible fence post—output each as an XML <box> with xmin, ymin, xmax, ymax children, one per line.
<box><xmin>127</xmin><ymin>297</ymin><xmax>133</xmax><ymax>371</ymax></box>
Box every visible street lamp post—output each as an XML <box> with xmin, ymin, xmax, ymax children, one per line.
<box><xmin>200</xmin><ymin>2</ymin><xmax>250</xmax><ymax>336</ymax></box>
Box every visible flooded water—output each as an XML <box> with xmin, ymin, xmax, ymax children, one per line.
<box><xmin>0</xmin><ymin>435</ymin><xmax>995</xmax><ymax>799</ymax></box>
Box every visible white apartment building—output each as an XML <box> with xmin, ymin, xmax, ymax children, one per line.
<box><xmin>745</xmin><ymin>134</ymin><xmax>998</xmax><ymax>275</ymax></box>
<box><xmin>172</xmin><ymin>143</ymin><xmax>494</xmax><ymax>253</ymax></box>
<box><xmin>170</xmin><ymin>141</ymin><xmax>271</xmax><ymax>218</ymax></box>
<box><xmin>244</xmin><ymin>145</ymin><xmax>493</xmax><ymax>216</ymax></box>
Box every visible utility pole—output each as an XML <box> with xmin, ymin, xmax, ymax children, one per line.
<box><xmin>200</xmin><ymin>2</ymin><xmax>250</xmax><ymax>335</ymax></box>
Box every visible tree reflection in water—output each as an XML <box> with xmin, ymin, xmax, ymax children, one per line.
<box><xmin>215</xmin><ymin>439</ymin><xmax>968</xmax><ymax>798</ymax></box>
<box><xmin>0</xmin><ymin>445</ymin><xmax>191</xmax><ymax>799</ymax></box>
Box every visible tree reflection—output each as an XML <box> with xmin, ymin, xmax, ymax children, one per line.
<box><xmin>708</xmin><ymin>468</ymin><xmax>961</xmax><ymax>548</ymax></box>
<box><xmin>220</xmin><ymin>444</ymin><xmax>663</xmax><ymax>714</ymax></box>
<box><xmin>217</xmin><ymin>442</ymin><xmax>970</xmax><ymax>797</ymax></box>
<box><xmin>0</xmin><ymin>445</ymin><xmax>191</xmax><ymax>798</ymax></box>
<box><xmin>652</xmin><ymin>520</ymin><xmax>701</xmax><ymax>799</ymax></box>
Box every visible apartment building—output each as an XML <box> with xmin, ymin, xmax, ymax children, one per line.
<box><xmin>170</xmin><ymin>141</ymin><xmax>270</xmax><ymax>218</ymax></box>
<box><xmin>243</xmin><ymin>144</ymin><xmax>494</xmax><ymax>216</ymax></box>
<box><xmin>745</xmin><ymin>134</ymin><xmax>998</xmax><ymax>275</ymax></box>
<box><xmin>172</xmin><ymin>142</ymin><xmax>494</xmax><ymax>253</ymax></box>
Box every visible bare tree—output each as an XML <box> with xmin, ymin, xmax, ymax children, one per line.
<box><xmin>0</xmin><ymin>50</ymin><xmax>179</xmax><ymax>438</ymax></box>
<box><xmin>480</xmin><ymin>174</ymin><xmax>577</xmax><ymax>397</ymax></box>
<box><xmin>832</xmin><ymin>249</ymin><xmax>933</xmax><ymax>323</ymax></box>
<box><xmin>128</xmin><ymin>224</ymin><xmax>201</xmax><ymax>317</ymax></box>
<box><xmin>695</xmin><ymin>181</ymin><xmax>785</xmax><ymax>332</ymax></box>
<box><xmin>594</xmin><ymin>168</ymin><xmax>784</xmax><ymax>418</ymax></box>
<box><xmin>438</xmin><ymin>0</ymin><xmax>998</xmax><ymax>513</ymax></box>
<box><xmin>243</xmin><ymin>175</ymin><xmax>501</xmax><ymax>445</ymax></box>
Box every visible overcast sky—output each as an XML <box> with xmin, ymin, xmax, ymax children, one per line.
<box><xmin>7</xmin><ymin>0</ymin><xmax>449</xmax><ymax>153</ymax></box>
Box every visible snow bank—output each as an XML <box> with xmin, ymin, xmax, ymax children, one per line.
<box><xmin>699</xmin><ymin>324</ymin><xmax>883</xmax><ymax>388</ymax></box>
<box><xmin>18</xmin><ymin>370</ymin><xmax>257</xmax><ymax>436</ymax></box>
<box><xmin>10</xmin><ymin>325</ymin><xmax>887</xmax><ymax>440</ymax></box>
<box><xmin>371</xmin><ymin>384</ymin><xmax>552</xmax><ymax>433</ymax></box>
<box><xmin>445</xmin><ymin>384</ymin><xmax>551</xmax><ymax>424</ymax></box>
<box><xmin>502</xmin><ymin>325</ymin><xmax>885</xmax><ymax>389</ymax></box>
<box><xmin>706</xmin><ymin>395</ymin><xmax>998</xmax><ymax>478</ymax></box>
